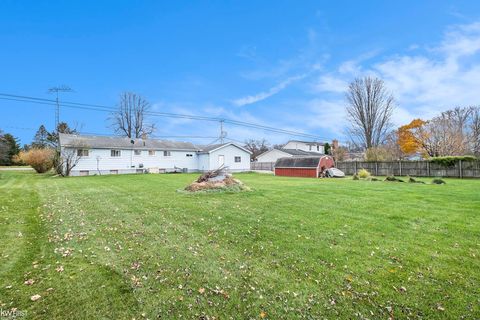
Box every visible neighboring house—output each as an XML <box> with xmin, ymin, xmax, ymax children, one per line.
<box><xmin>255</xmin><ymin>140</ymin><xmax>325</xmax><ymax>165</ymax></box>
<box><xmin>59</xmin><ymin>134</ymin><xmax>251</xmax><ymax>176</ymax></box>
<box><xmin>256</xmin><ymin>148</ymin><xmax>324</xmax><ymax>163</ymax></box>
<box><xmin>283</xmin><ymin>140</ymin><xmax>325</xmax><ymax>153</ymax></box>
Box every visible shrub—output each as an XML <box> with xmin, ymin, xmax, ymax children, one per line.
<box><xmin>368</xmin><ymin>177</ymin><xmax>380</xmax><ymax>181</ymax></box>
<box><xmin>384</xmin><ymin>176</ymin><xmax>404</xmax><ymax>182</ymax></box>
<box><xmin>432</xmin><ymin>178</ymin><xmax>446</xmax><ymax>185</ymax></box>
<box><xmin>17</xmin><ymin>148</ymin><xmax>55</xmax><ymax>173</ymax></box>
<box><xmin>429</xmin><ymin>156</ymin><xmax>477</xmax><ymax>167</ymax></box>
<box><xmin>364</xmin><ymin>146</ymin><xmax>396</xmax><ymax>161</ymax></box>
<box><xmin>408</xmin><ymin>176</ymin><xmax>425</xmax><ymax>184</ymax></box>
<box><xmin>352</xmin><ymin>174</ymin><xmax>359</xmax><ymax>180</ymax></box>
<box><xmin>357</xmin><ymin>168</ymin><xmax>371</xmax><ymax>179</ymax></box>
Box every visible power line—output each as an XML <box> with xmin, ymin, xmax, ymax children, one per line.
<box><xmin>0</xmin><ymin>92</ymin><xmax>335</xmax><ymax>141</ymax></box>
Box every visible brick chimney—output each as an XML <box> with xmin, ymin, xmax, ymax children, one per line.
<box><xmin>332</xmin><ymin>139</ymin><xmax>339</xmax><ymax>150</ymax></box>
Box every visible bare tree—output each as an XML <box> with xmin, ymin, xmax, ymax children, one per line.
<box><xmin>110</xmin><ymin>92</ymin><xmax>155</xmax><ymax>138</ymax></box>
<box><xmin>407</xmin><ymin>107</ymin><xmax>475</xmax><ymax>157</ymax></box>
<box><xmin>470</xmin><ymin>107</ymin><xmax>480</xmax><ymax>156</ymax></box>
<box><xmin>244</xmin><ymin>139</ymin><xmax>270</xmax><ymax>161</ymax></box>
<box><xmin>383</xmin><ymin>130</ymin><xmax>403</xmax><ymax>160</ymax></box>
<box><xmin>58</xmin><ymin>148</ymin><xmax>82</xmax><ymax>176</ymax></box>
<box><xmin>345</xmin><ymin>77</ymin><xmax>395</xmax><ymax>149</ymax></box>
<box><xmin>332</xmin><ymin>146</ymin><xmax>347</xmax><ymax>161</ymax></box>
<box><xmin>272</xmin><ymin>143</ymin><xmax>286</xmax><ymax>149</ymax></box>
<box><xmin>57</xmin><ymin>140</ymin><xmax>89</xmax><ymax>176</ymax></box>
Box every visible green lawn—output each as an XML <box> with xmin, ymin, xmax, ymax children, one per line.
<box><xmin>0</xmin><ymin>171</ymin><xmax>479</xmax><ymax>319</ymax></box>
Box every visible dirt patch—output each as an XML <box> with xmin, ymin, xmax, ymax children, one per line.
<box><xmin>184</xmin><ymin>175</ymin><xmax>249</xmax><ymax>193</ymax></box>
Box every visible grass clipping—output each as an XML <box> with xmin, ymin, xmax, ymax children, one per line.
<box><xmin>183</xmin><ymin>175</ymin><xmax>250</xmax><ymax>193</ymax></box>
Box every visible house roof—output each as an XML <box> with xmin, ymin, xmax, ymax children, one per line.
<box><xmin>256</xmin><ymin>148</ymin><xmax>323</xmax><ymax>159</ymax></box>
<box><xmin>280</xmin><ymin>148</ymin><xmax>324</xmax><ymax>156</ymax></box>
<box><xmin>196</xmin><ymin>142</ymin><xmax>252</xmax><ymax>154</ymax></box>
<box><xmin>275</xmin><ymin>156</ymin><xmax>325</xmax><ymax>168</ymax></box>
<box><xmin>286</xmin><ymin>140</ymin><xmax>325</xmax><ymax>146</ymax></box>
<box><xmin>59</xmin><ymin>133</ymin><xmax>198</xmax><ymax>151</ymax></box>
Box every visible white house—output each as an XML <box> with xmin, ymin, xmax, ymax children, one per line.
<box><xmin>59</xmin><ymin>134</ymin><xmax>251</xmax><ymax>176</ymax></box>
<box><xmin>283</xmin><ymin>140</ymin><xmax>325</xmax><ymax>153</ymax></box>
<box><xmin>256</xmin><ymin>140</ymin><xmax>325</xmax><ymax>163</ymax></box>
<box><xmin>256</xmin><ymin>148</ymin><xmax>323</xmax><ymax>162</ymax></box>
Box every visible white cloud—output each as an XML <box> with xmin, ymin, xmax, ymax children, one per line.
<box><xmin>232</xmin><ymin>74</ymin><xmax>307</xmax><ymax>106</ymax></box>
<box><xmin>312</xmin><ymin>21</ymin><xmax>480</xmax><ymax>126</ymax></box>
<box><xmin>439</xmin><ymin>22</ymin><xmax>480</xmax><ymax>58</ymax></box>
<box><xmin>313</xmin><ymin>75</ymin><xmax>349</xmax><ymax>93</ymax></box>
<box><xmin>306</xmin><ymin>99</ymin><xmax>347</xmax><ymax>136</ymax></box>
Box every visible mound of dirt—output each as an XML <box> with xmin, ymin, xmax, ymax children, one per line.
<box><xmin>185</xmin><ymin>175</ymin><xmax>249</xmax><ymax>192</ymax></box>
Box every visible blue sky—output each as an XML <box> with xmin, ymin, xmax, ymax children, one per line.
<box><xmin>1</xmin><ymin>1</ymin><xmax>480</xmax><ymax>146</ymax></box>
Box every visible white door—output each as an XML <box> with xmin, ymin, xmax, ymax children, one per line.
<box><xmin>218</xmin><ymin>155</ymin><xmax>225</xmax><ymax>167</ymax></box>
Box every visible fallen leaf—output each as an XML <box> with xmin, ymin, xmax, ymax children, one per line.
<box><xmin>260</xmin><ymin>311</ymin><xmax>267</xmax><ymax>318</ymax></box>
<box><xmin>56</xmin><ymin>266</ymin><xmax>64</xmax><ymax>272</ymax></box>
<box><xmin>24</xmin><ymin>279</ymin><xmax>35</xmax><ymax>285</ymax></box>
<box><xmin>30</xmin><ymin>294</ymin><xmax>41</xmax><ymax>301</ymax></box>
<box><xmin>198</xmin><ymin>287</ymin><xmax>205</xmax><ymax>294</ymax></box>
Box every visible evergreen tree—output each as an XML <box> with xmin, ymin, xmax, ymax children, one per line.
<box><xmin>3</xmin><ymin>134</ymin><xmax>20</xmax><ymax>165</ymax></box>
<box><xmin>324</xmin><ymin>142</ymin><xmax>331</xmax><ymax>155</ymax></box>
<box><xmin>47</xmin><ymin>122</ymin><xmax>77</xmax><ymax>148</ymax></box>
<box><xmin>0</xmin><ymin>130</ymin><xmax>8</xmax><ymax>164</ymax></box>
<box><xmin>32</xmin><ymin>125</ymin><xmax>49</xmax><ymax>148</ymax></box>
<box><xmin>0</xmin><ymin>131</ymin><xmax>21</xmax><ymax>165</ymax></box>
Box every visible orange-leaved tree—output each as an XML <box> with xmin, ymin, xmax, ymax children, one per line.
<box><xmin>397</xmin><ymin>119</ymin><xmax>427</xmax><ymax>155</ymax></box>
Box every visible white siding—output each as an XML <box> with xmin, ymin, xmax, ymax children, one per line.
<box><xmin>256</xmin><ymin>149</ymin><xmax>291</xmax><ymax>162</ymax></box>
<box><xmin>207</xmin><ymin>145</ymin><xmax>250</xmax><ymax>172</ymax></box>
<box><xmin>284</xmin><ymin>141</ymin><xmax>324</xmax><ymax>153</ymax></box>
<box><xmin>65</xmin><ymin>147</ymin><xmax>199</xmax><ymax>176</ymax></box>
<box><xmin>197</xmin><ymin>154</ymin><xmax>210</xmax><ymax>172</ymax></box>
<box><xmin>63</xmin><ymin>144</ymin><xmax>251</xmax><ymax>175</ymax></box>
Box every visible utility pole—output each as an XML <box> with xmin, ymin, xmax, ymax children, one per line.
<box><xmin>48</xmin><ymin>85</ymin><xmax>73</xmax><ymax>130</ymax></box>
<box><xmin>219</xmin><ymin>119</ymin><xmax>227</xmax><ymax>144</ymax></box>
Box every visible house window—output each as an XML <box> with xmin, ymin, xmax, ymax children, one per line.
<box><xmin>186</xmin><ymin>153</ymin><xmax>193</xmax><ymax>157</ymax></box>
<box><xmin>111</xmin><ymin>150</ymin><xmax>121</xmax><ymax>157</ymax></box>
<box><xmin>148</xmin><ymin>150</ymin><xmax>156</xmax><ymax>156</ymax></box>
<box><xmin>163</xmin><ymin>151</ymin><xmax>171</xmax><ymax>157</ymax></box>
<box><xmin>317</xmin><ymin>145</ymin><xmax>320</xmax><ymax>151</ymax></box>
<box><xmin>309</xmin><ymin>145</ymin><xmax>312</xmax><ymax>151</ymax></box>
<box><xmin>234</xmin><ymin>156</ymin><xmax>241</xmax><ymax>163</ymax></box>
<box><xmin>77</xmin><ymin>149</ymin><xmax>89</xmax><ymax>157</ymax></box>
<box><xmin>110</xmin><ymin>170</ymin><xmax>118</xmax><ymax>175</ymax></box>
<box><xmin>134</xmin><ymin>150</ymin><xmax>142</xmax><ymax>156</ymax></box>
<box><xmin>79</xmin><ymin>170</ymin><xmax>89</xmax><ymax>176</ymax></box>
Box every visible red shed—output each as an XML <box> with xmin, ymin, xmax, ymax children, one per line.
<box><xmin>274</xmin><ymin>155</ymin><xmax>335</xmax><ymax>178</ymax></box>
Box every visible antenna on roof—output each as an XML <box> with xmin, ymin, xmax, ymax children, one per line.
<box><xmin>219</xmin><ymin>119</ymin><xmax>227</xmax><ymax>144</ymax></box>
<box><xmin>48</xmin><ymin>85</ymin><xmax>73</xmax><ymax>131</ymax></box>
